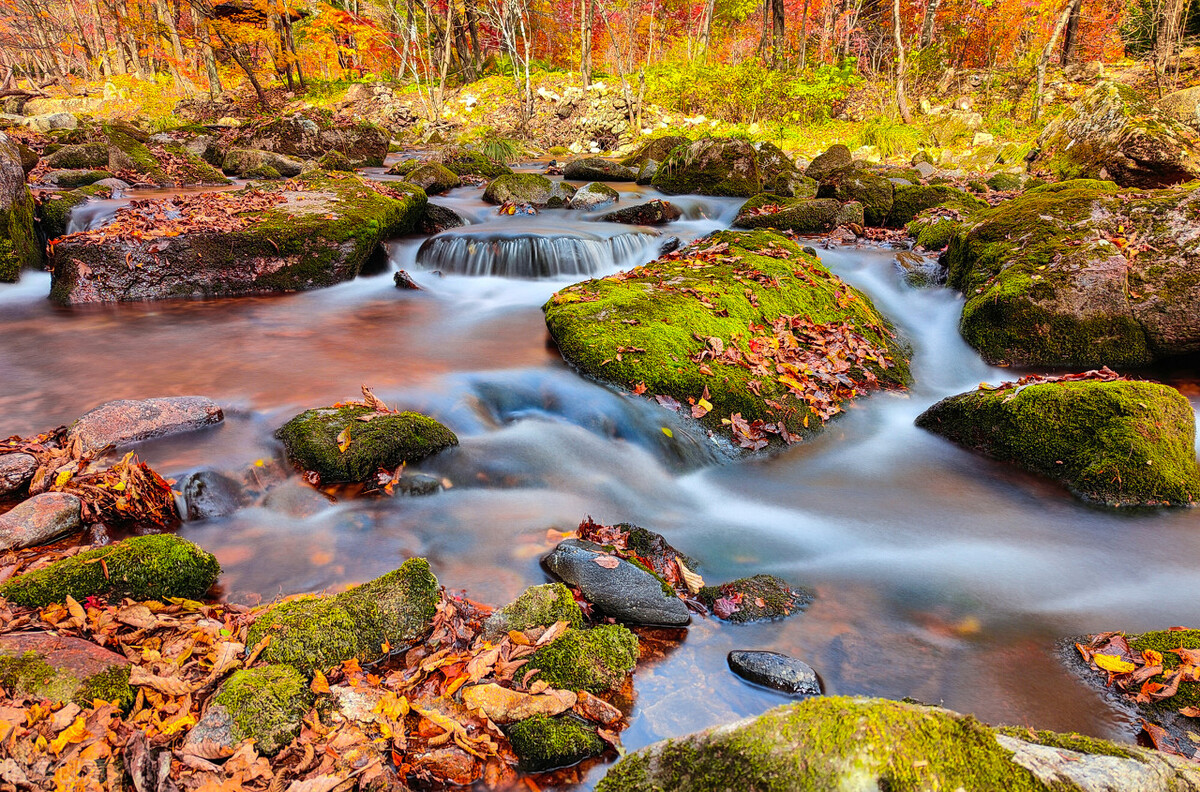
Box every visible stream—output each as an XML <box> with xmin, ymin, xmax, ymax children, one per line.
<box><xmin>4</xmin><ymin>161</ymin><xmax>1200</xmax><ymax>788</ymax></box>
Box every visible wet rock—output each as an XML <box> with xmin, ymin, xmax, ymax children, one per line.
<box><xmin>180</xmin><ymin>470</ymin><xmax>244</xmax><ymax>521</ymax></box>
<box><xmin>418</xmin><ymin>202</ymin><xmax>465</xmax><ymax>234</ymax></box>
<box><xmin>917</xmin><ymin>378</ymin><xmax>1200</xmax><ymax>507</ymax></box>
<box><xmin>728</xmin><ymin>650</ymin><xmax>822</xmax><ymax>696</ymax></box>
<box><xmin>805</xmin><ymin>144</ymin><xmax>853</xmax><ymax>183</ymax></box>
<box><xmin>277</xmin><ymin>403</ymin><xmax>457</xmax><ymax>485</ymax></box>
<box><xmin>597</xmin><ymin>199</ymin><xmax>680</xmax><ymax>225</ymax></box>
<box><xmin>439</xmin><ymin>147</ymin><xmax>513</xmax><ymax>178</ymax></box>
<box><xmin>635</xmin><ymin>158</ymin><xmax>659</xmax><ymax>185</ymax></box>
<box><xmin>525</xmin><ymin>624</ymin><xmax>639</xmax><ymax>694</ymax></box>
<box><xmin>482</xmin><ymin>173</ymin><xmax>574</xmax><ymax>207</ymax></box>
<box><xmin>543</xmin><ymin>539</ymin><xmax>690</xmax><ymax>626</ymax></box>
<box><xmin>658</xmin><ymin>236</ymin><xmax>681</xmax><ymax>255</ymax></box>
<box><xmin>51</xmin><ymin>172</ymin><xmax>426</xmax><ymax>303</ymax></box>
<box><xmin>570</xmin><ymin>181</ymin><xmax>619</xmax><ymax>210</ymax></box>
<box><xmin>482</xmin><ymin>582</ymin><xmax>584</xmax><ymax>638</ymax></box>
<box><xmin>38</xmin><ymin>188</ymin><xmax>95</xmax><ymax>239</ymax></box>
<box><xmin>0</xmin><ymin>534</ymin><xmax>220</xmax><ymax>607</ymax></box>
<box><xmin>508</xmin><ymin>715</ymin><xmax>605</xmax><ymax>772</ymax></box>
<box><xmin>0</xmin><ymin>492</ymin><xmax>83</xmax><ymax>551</ymax></box>
<box><xmin>234</xmin><ymin>115</ymin><xmax>389</xmax><ymax>167</ymax></box>
<box><xmin>0</xmin><ymin>633</ymin><xmax>133</xmax><ymax>709</ymax></box>
<box><xmin>405</xmin><ymin>163</ymin><xmax>461</xmax><ymax>195</ymax></box>
<box><xmin>394</xmin><ymin>269</ymin><xmax>421</xmax><ymax>290</ymax></box>
<box><xmin>42</xmin><ymin>169</ymin><xmax>112</xmax><ymax>188</ymax></box>
<box><xmin>186</xmin><ymin>665</ymin><xmax>312</xmax><ymax>757</ymax></box>
<box><xmin>221</xmin><ymin>148</ymin><xmax>304</xmax><ymax>178</ymax></box>
<box><xmin>462</xmin><ymin>683</ymin><xmax>576</xmax><ymax>724</ymax></box>
<box><xmin>0</xmin><ymin>132</ymin><xmax>40</xmax><ymax>282</ymax></box>
<box><xmin>1033</xmin><ymin>81</ymin><xmax>1200</xmax><ymax>188</ymax></box>
<box><xmin>397</xmin><ymin>471</ymin><xmax>442</xmax><ymax>495</ymax></box>
<box><xmin>0</xmin><ymin>453</ymin><xmax>36</xmax><ymax>496</ymax></box>
<box><xmin>411</xmin><ymin>747</ymin><xmax>477</xmax><ymax>784</ymax></box>
<box><xmin>68</xmin><ymin>395</ymin><xmax>223</xmax><ymax>456</ymax></box>
<box><xmin>596</xmin><ymin>697</ymin><xmax>1200</xmax><ymax>792</ymax></box>
<box><xmin>651</xmin><ymin>137</ymin><xmax>762</xmax><ymax>197</ymax></box>
<box><xmin>817</xmin><ymin>166</ymin><xmax>894</xmax><ymax>226</ymax></box>
<box><xmin>246</xmin><ymin>557</ymin><xmax>439</xmax><ymax>673</ymax></box>
<box><xmin>733</xmin><ymin>194</ymin><xmax>863</xmax><ymax>234</ymax></box>
<box><xmin>699</xmin><ymin>575</ymin><xmax>809</xmax><ymax>623</ymax></box>
<box><xmin>563</xmin><ymin>156</ymin><xmax>636</xmax><ymax>182</ymax></box>
<box><xmin>755</xmin><ymin>142</ymin><xmax>816</xmax><ymax>198</ymax></box>
<box><xmin>894</xmin><ymin>249</ymin><xmax>945</xmax><ymax>287</ymax></box>
<box><xmin>386</xmin><ymin>157</ymin><xmax>421</xmax><ymax>176</ymax></box>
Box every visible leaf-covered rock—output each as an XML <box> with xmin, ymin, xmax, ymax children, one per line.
<box><xmin>733</xmin><ymin>194</ymin><xmax>863</xmax><ymax>234</ymax></box>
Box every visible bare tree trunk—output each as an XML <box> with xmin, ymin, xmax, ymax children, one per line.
<box><xmin>918</xmin><ymin>0</ymin><xmax>940</xmax><ymax>48</ymax></box>
<box><xmin>1156</xmin><ymin>0</ymin><xmax>1187</xmax><ymax>75</ymax></box>
<box><xmin>698</xmin><ymin>0</ymin><xmax>715</xmax><ymax>61</ymax></box>
<box><xmin>893</xmin><ymin>0</ymin><xmax>911</xmax><ymax>122</ymax></box>
<box><xmin>1033</xmin><ymin>0</ymin><xmax>1074</xmax><ymax>121</ymax></box>
<box><xmin>771</xmin><ymin>0</ymin><xmax>785</xmax><ymax>67</ymax></box>
<box><xmin>1059</xmin><ymin>0</ymin><xmax>1082</xmax><ymax>65</ymax></box>
<box><xmin>799</xmin><ymin>0</ymin><xmax>810</xmax><ymax>65</ymax></box>
<box><xmin>580</xmin><ymin>0</ymin><xmax>594</xmax><ymax>84</ymax></box>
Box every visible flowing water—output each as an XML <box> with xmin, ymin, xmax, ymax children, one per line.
<box><xmin>3</xmin><ymin>163</ymin><xmax>1200</xmax><ymax>788</ymax></box>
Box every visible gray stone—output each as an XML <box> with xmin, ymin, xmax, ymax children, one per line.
<box><xmin>598</xmin><ymin>199</ymin><xmax>681</xmax><ymax>225</ymax></box>
<box><xmin>68</xmin><ymin>396</ymin><xmax>224</xmax><ymax>456</ymax></box>
<box><xmin>728</xmin><ymin>650</ymin><xmax>822</xmax><ymax>696</ymax></box>
<box><xmin>221</xmin><ymin>148</ymin><xmax>304</xmax><ymax>178</ymax></box>
<box><xmin>543</xmin><ymin>539</ymin><xmax>690</xmax><ymax>627</ymax></box>
<box><xmin>0</xmin><ymin>453</ymin><xmax>37</xmax><ymax>496</ymax></box>
<box><xmin>24</xmin><ymin>112</ymin><xmax>77</xmax><ymax>132</ymax></box>
<box><xmin>180</xmin><ymin>470</ymin><xmax>244</xmax><ymax>521</ymax></box>
<box><xmin>0</xmin><ymin>492</ymin><xmax>83</xmax><ymax>551</ymax></box>
<box><xmin>570</xmin><ymin>181</ymin><xmax>619</xmax><ymax>210</ymax></box>
<box><xmin>562</xmin><ymin>156</ymin><xmax>636</xmax><ymax>182</ymax></box>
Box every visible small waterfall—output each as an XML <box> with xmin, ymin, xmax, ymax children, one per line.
<box><xmin>416</xmin><ymin>229</ymin><xmax>656</xmax><ymax>279</ymax></box>
<box><xmin>66</xmin><ymin>199</ymin><xmax>124</xmax><ymax>235</ymax></box>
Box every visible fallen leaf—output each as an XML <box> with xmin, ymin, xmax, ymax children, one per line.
<box><xmin>593</xmin><ymin>555</ymin><xmax>620</xmax><ymax>569</ymax></box>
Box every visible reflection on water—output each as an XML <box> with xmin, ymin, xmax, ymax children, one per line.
<box><xmin>3</xmin><ymin>173</ymin><xmax>1199</xmax><ymax>789</ymax></box>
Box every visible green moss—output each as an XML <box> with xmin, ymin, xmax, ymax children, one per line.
<box><xmin>277</xmin><ymin>403</ymin><xmax>457</xmax><ymax>484</ymax></box>
<box><xmin>597</xmin><ymin>697</ymin><xmax>1086</xmax><ymax>792</ymax></box>
<box><xmin>994</xmin><ymin>727</ymin><xmax>1141</xmax><ymax>760</ymax></box>
<box><xmin>39</xmin><ymin>188</ymin><xmax>96</xmax><ymax>239</ymax></box>
<box><xmin>0</xmin><ymin>650</ymin><xmax>133</xmax><ymax>710</ymax></box>
<box><xmin>491</xmin><ymin>583</ymin><xmax>584</xmax><ymax>634</ymax></box>
<box><xmin>103</xmin><ymin>123</ymin><xmax>169</xmax><ymax>184</ymax></box>
<box><xmin>482</xmin><ymin>173</ymin><xmax>570</xmax><ymax>207</ymax></box>
<box><xmin>987</xmin><ymin>173</ymin><xmax>1022</xmax><ymax>192</ymax></box>
<box><xmin>907</xmin><ymin>215</ymin><xmax>960</xmax><ymax>250</ymax></box>
<box><xmin>1129</xmin><ymin>630</ymin><xmax>1200</xmax><ymax>711</ymax></box>
<box><xmin>887</xmin><ymin>184</ymin><xmax>985</xmax><ymax>227</ymax></box>
<box><xmin>46</xmin><ymin>142</ymin><xmax>108</xmax><ymax>170</ymax></box>
<box><xmin>525</xmin><ymin>625</ymin><xmax>638</xmax><ymax>694</ymax></box>
<box><xmin>0</xmin><ymin>177</ymin><xmax>40</xmax><ymax>282</ymax></box>
<box><xmin>246</xmin><ymin>557</ymin><xmax>439</xmax><ymax>674</ymax></box>
<box><xmin>817</xmin><ymin>167</ymin><xmax>894</xmax><ymax>226</ymax></box>
<box><xmin>733</xmin><ymin>194</ymin><xmax>855</xmax><ymax>234</ymax></box>
<box><xmin>441</xmin><ymin>148</ymin><xmax>512</xmax><ymax>178</ymax></box>
<box><xmin>212</xmin><ymin>664</ymin><xmax>312</xmax><ymax>756</ymax></box>
<box><xmin>651</xmin><ymin>138</ymin><xmax>762</xmax><ymax>197</ymax></box>
<box><xmin>916</xmin><ymin>380</ymin><xmax>1200</xmax><ymax>507</ymax></box>
<box><xmin>544</xmin><ymin>230</ymin><xmax>910</xmax><ymax>444</ymax></box>
<box><xmin>698</xmin><ymin>575</ymin><xmax>807</xmax><ymax>622</ymax></box>
<box><xmin>245</xmin><ymin>165</ymin><xmax>282</xmax><ymax>180</ymax></box>
<box><xmin>52</xmin><ymin>169</ymin><xmax>112</xmax><ymax>188</ymax></box>
<box><xmin>508</xmin><ymin>715</ymin><xmax>604</xmax><ymax>771</ymax></box>
<box><xmin>0</xmin><ymin>534</ymin><xmax>220</xmax><ymax>607</ymax></box>
<box><xmin>159</xmin><ymin>143</ymin><xmax>228</xmax><ymax>185</ymax></box>
<box><xmin>317</xmin><ymin>149</ymin><xmax>355</xmax><ymax>172</ymax></box>
<box><xmin>621</xmin><ymin>135</ymin><xmax>690</xmax><ymax>167</ymax></box>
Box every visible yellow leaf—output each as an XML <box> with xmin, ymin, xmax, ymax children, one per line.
<box><xmin>50</xmin><ymin>715</ymin><xmax>90</xmax><ymax>754</ymax></box>
<box><xmin>1143</xmin><ymin>649</ymin><xmax>1164</xmax><ymax>666</ymax></box>
<box><xmin>54</xmin><ymin>469</ymin><xmax>73</xmax><ymax>488</ymax></box>
<box><xmin>255</xmin><ymin>459</ymin><xmax>265</xmax><ymax>467</ymax></box>
<box><xmin>337</xmin><ymin>425</ymin><xmax>352</xmax><ymax>453</ymax></box>
<box><xmin>661</xmin><ymin>427</ymin><xmax>673</xmax><ymax>438</ymax></box>
<box><xmin>65</xmin><ymin>595</ymin><xmax>86</xmax><ymax>624</ymax></box>
<box><xmin>1094</xmin><ymin>654</ymin><xmax>1135</xmax><ymax>674</ymax></box>
<box><xmin>697</xmin><ymin>397</ymin><xmax>713</xmax><ymax>412</ymax></box>
<box><xmin>311</xmin><ymin>669</ymin><xmax>331</xmax><ymax>694</ymax></box>
<box><xmin>158</xmin><ymin>713</ymin><xmax>196</xmax><ymax>736</ymax></box>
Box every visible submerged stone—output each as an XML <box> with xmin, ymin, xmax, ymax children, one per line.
<box><xmin>728</xmin><ymin>650</ymin><xmax>822</xmax><ymax>696</ymax></box>
<box><xmin>180</xmin><ymin>469</ymin><xmax>245</xmax><ymax>521</ymax></box>
<box><xmin>916</xmin><ymin>378</ymin><xmax>1200</xmax><ymax>507</ymax></box>
<box><xmin>507</xmin><ymin>714</ymin><xmax>605</xmax><ymax>772</ymax></box>
<box><xmin>0</xmin><ymin>492</ymin><xmax>83</xmax><ymax>551</ymax></box>
<box><xmin>276</xmin><ymin>403</ymin><xmax>457</xmax><ymax>485</ymax></box>
<box><xmin>0</xmin><ymin>534</ymin><xmax>220</xmax><ymax>607</ymax></box>
<box><xmin>543</xmin><ymin>539</ymin><xmax>690</xmax><ymax>626</ymax></box>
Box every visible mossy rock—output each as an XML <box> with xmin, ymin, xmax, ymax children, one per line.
<box><xmin>525</xmin><ymin>624</ymin><xmax>639</xmax><ymax>694</ymax></box>
<box><xmin>482</xmin><ymin>173</ymin><xmax>573</xmax><ymax>207</ymax></box>
<box><xmin>207</xmin><ymin>665</ymin><xmax>313</xmax><ymax>756</ymax></box>
<box><xmin>597</xmin><ymin>696</ymin><xmax>1200</xmax><ymax>791</ymax></box>
<box><xmin>0</xmin><ymin>634</ymin><xmax>134</xmax><ymax>710</ymax></box>
<box><xmin>986</xmin><ymin>172</ymin><xmax>1022</xmax><ymax>192</ymax></box>
<box><xmin>544</xmin><ymin>230</ymin><xmax>910</xmax><ymax>445</ymax></box>
<box><xmin>754</xmin><ymin>142</ymin><xmax>815</xmax><ymax>198</ymax></box>
<box><xmin>386</xmin><ymin>158</ymin><xmax>421</xmax><ymax>176</ymax></box>
<box><xmin>102</xmin><ymin>122</ymin><xmax>170</xmax><ymax>185</ymax></box>
<box><xmin>805</xmin><ymin>144</ymin><xmax>853</xmax><ymax>183</ymax></box>
<box><xmin>39</xmin><ymin>187</ymin><xmax>100</xmax><ymax>239</ymax></box>
<box><xmin>944</xmin><ymin>178</ymin><xmax>1200</xmax><ymax>367</ymax></box>
<box><xmin>1</xmin><ymin>134</ymin><xmax>42</xmax><ymax>281</ymax></box>
<box><xmin>570</xmin><ymin>181</ymin><xmax>620</xmax><ymax>210</ymax></box>
<box><xmin>698</xmin><ymin>574</ymin><xmax>809</xmax><ymax>623</ymax></box>
<box><xmin>48</xmin><ymin>169</ymin><xmax>112</xmax><ymax>188</ymax></box>
<box><xmin>621</xmin><ymin>135</ymin><xmax>690</xmax><ymax>168</ymax></box>
<box><xmin>508</xmin><ymin>715</ymin><xmax>605</xmax><ymax>772</ymax></box>
<box><xmin>45</xmin><ymin>142</ymin><xmax>108</xmax><ymax>170</ymax></box>
<box><xmin>886</xmin><ymin>184</ymin><xmax>985</xmax><ymax>227</ymax></box>
<box><xmin>276</xmin><ymin>403</ymin><xmax>457</xmax><ymax>485</ymax></box>
<box><xmin>50</xmin><ymin>171</ymin><xmax>427</xmax><ymax>303</ymax></box>
<box><xmin>244</xmin><ymin>165</ymin><xmax>282</xmax><ymax>180</ymax></box>
<box><xmin>16</xmin><ymin>142</ymin><xmax>38</xmax><ymax>174</ymax></box>
<box><xmin>441</xmin><ymin>148</ymin><xmax>513</xmax><ymax>178</ymax></box>
<box><xmin>818</xmin><ymin>166</ymin><xmax>894</xmax><ymax>226</ymax></box>
<box><xmin>733</xmin><ymin>194</ymin><xmax>861</xmax><ymax>234</ymax></box>
<box><xmin>916</xmin><ymin>379</ymin><xmax>1200</xmax><ymax>507</ymax></box>
<box><xmin>563</xmin><ymin>157</ymin><xmax>636</xmax><ymax>182</ymax></box>
<box><xmin>405</xmin><ymin>163</ymin><xmax>461</xmax><ymax>195</ymax></box>
<box><xmin>0</xmin><ymin>534</ymin><xmax>220</xmax><ymax>607</ymax></box>
<box><xmin>906</xmin><ymin>214</ymin><xmax>960</xmax><ymax>251</ymax></box>
<box><xmin>1033</xmin><ymin>81</ymin><xmax>1200</xmax><ymax>188</ymax></box>
<box><xmin>483</xmin><ymin>583</ymin><xmax>584</xmax><ymax>637</ymax></box>
<box><xmin>246</xmin><ymin>557</ymin><xmax>439</xmax><ymax>674</ymax></box>
<box><xmin>317</xmin><ymin>149</ymin><xmax>356</xmax><ymax>172</ymax></box>
<box><xmin>651</xmin><ymin>137</ymin><xmax>763</xmax><ymax>197</ymax></box>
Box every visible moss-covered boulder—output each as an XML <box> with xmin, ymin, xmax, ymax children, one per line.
<box><xmin>405</xmin><ymin>163</ymin><xmax>461</xmax><ymax>195</ymax></box>
<box><xmin>525</xmin><ymin>624</ymin><xmax>639</xmax><ymax>694</ymax></box>
<box><xmin>1157</xmin><ymin>85</ymin><xmax>1200</xmax><ymax>130</ymax></box>
<box><xmin>1032</xmin><ymin>81</ymin><xmax>1200</xmax><ymax>188</ymax></box>
<box><xmin>0</xmin><ymin>634</ymin><xmax>134</xmax><ymax>710</ymax></box>
<box><xmin>570</xmin><ymin>181</ymin><xmax>619</xmax><ymax>210</ymax></box>
<box><xmin>805</xmin><ymin>144</ymin><xmax>853</xmax><ymax>183</ymax></box>
<box><xmin>44</xmin><ymin>169</ymin><xmax>112</xmax><ymax>188</ymax></box>
<box><xmin>544</xmin><ymin>230</ymin><xmax>909</xmax><ymax>447</ymax></box>
<box><xmin>733</xmin><ymin>194</ymin><xmax>862</xmax><ymax>234</ymax></box>
<box><xmin>944</xmin><ymin>178</ymin><xmax>1200</xmax><ymax>367</ymax></box>
<box><xmin>621</xmin><ymin>136</ymin><xmax>690</xmax><ymax>168</ymax></box>
<box><xmin>651</xmin><ymin>137</ymin><xmax>763</xmax><ymax>197</ymax></box>
<box><xmin>482</xmin><ymin>173</ymin><xmax>573</xmax><ymax>207</ymax></box>
<box><xmin>698</xmin><ymin>574</ymin><xmax>809</xmax><ymax>623</ymax></box>
<box><xmin>755</xmin><ymin>142</ymin><xmax>816</xmax><ymax>198</ymax></box>
<box><xmin>483</xmin><ymin>583</ymin><xmax>584</xmax><ymax>637</ymax></box>
<box><xmin>50</xmin><ymin>172</ymin><xmax>427</xmax><ymax>304</ymax></box>
<box><xmin>221</xmin><ymin>148</ymin><xmax>304</xmax><ymax>178</ymax></box>
<box><xmin>886</xmin><ymin>184</ymin><xmax>985</xmax><ymax>227</ymax></box>
<box><xmin>276</xmin><ymin>403</ymin><xmax>457</xmax><ymax>485</ymax></box>
<box><xmin>189</xmin><ymin>665</ymin><xmax>313</xmax><ymax>756</ymax></box>
<box><xmin>597</xmin><ymin>199</ymin><xmax>681</xmax><ymax>225</ymax></box>
<box><xmin>0</xmin><ymin>534</ymin><xmax>220</xmax><ymax>607</ymax></box>
<box><xmin>916</xmin><ymin>378</ymin><xmax>1200</xmax><ymax>507</ymax></box>
<box><xmin>440</xmin><ymin>147</ymin><xmax>513</xmax><ymax>178</ymax></box>
<box><xmin>38</xmin><ymin>185</ymin><xmax>106</xmax><ymax>239</ymax></box>
<box><xmin>563</xmin><ymin>156</ymin><xmax>636</xmax><ymax>182</ymax></box>
<box><xmin>235</xmin><ymin>117</ymin><xmax>389</xmax><ymax>168</ymax></box>
<box><xmin>818</xmin><ymin>166</ymin><xmax>894</xmax><ymax>226</ymax></box>
<box><xmin>986</xmin><ymin>172</ymin><xmax>1023</xmax><ymax>192</ymax></box>
<box><xmin>246</xmin><ymin>558</ymin><xmax>440</xmax><ymax>674</ymax></box>
<box><xmin>0</xmin><ymin>133</ymin><xmax>40</xmax><ymax>282</ymax></box>
<box><xmin>508</xmin><ymin>715</ymin><xmax>605</xmax><ymax>772</ymax></box>
<box><xmin>596</xmin><ymin>697</ymin><xmax>1200</xmax><ymax>792</ymax></box>
<box><xmin>45</xmin><ymin>142</ymin><xmax>108</xmax><ymax>170</ymax></box>
<box><xmin>906</xmin><ymin>213</ymin><xmax>961</xmax><ymax>251</ymax></box>
<box><xmin>316</xmin><ymin>149</ymin><xmax>355</xmax><ymax>172</ymax></box>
